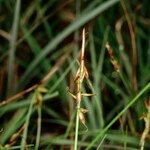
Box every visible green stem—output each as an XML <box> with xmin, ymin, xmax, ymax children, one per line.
<box><xmin>35</xmin><ymin>105</ymin><xmax>41</xmax><ymax>150</ymax></box>
<box><xmin>21</xmin><ymin>92</ymin><xmax>36</xmax><ymax>150</ymax></box>
<box><xmin>86</xmin><ymin>82</ymin><xmax>150</xmax><ymax>150</ymax></box>
<box><xmin>74</xmin><ymin>102</ymin><xmax>80</xmax><ymax>150</ymax></box>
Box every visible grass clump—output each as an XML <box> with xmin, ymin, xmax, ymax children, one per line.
<box><xmin>0</xmin><ymin>0</ymin><xmax>150</xmax><ymax>149</ymax></box>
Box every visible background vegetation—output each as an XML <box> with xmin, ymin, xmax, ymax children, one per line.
<box><xmin>0</xmin><ymin>0</ymin><xmax>150</xmax><ymax>149</ymax></box>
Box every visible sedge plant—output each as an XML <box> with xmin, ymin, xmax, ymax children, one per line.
<box><xmin>68</xmin><ymin>28</ymin><xmax>94</xmax><ymax>150</ymax></box>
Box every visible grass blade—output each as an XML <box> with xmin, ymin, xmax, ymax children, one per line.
<box><xmin>7</xmin><ymin>0</ymin><xmax>21</xmax><ymax>95</ymax></box>
<box><xmin>86</xmin><ymin>82</ymin><xmax>150</xmax><ymax>149</ymax></box>
<box><xmin>35</xmin><ymin>106</ymin><xmax>42</xmax><ymax>150</ymax></box>
<box><xmin>21</xmin><ymin>92</ymin><xmax>36</xmax><ymax>150</ymax></box>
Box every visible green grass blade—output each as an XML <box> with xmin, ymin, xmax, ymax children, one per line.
<box><xmin>21</xmin><ymin>92</ymin><xmax>36</xmax><ymax>150</ymax></box>
<box><xmin>0</xmin><ymin>109</ymin><xmax>26</xmax><ymax>144</ymax></box>
<box><xmin>35</xmin><ymin>105</ymin><xmax>42</xmax><ymax>150</ymax></box>
<box><xmin>86</xmin><ymin>82</ymin><xmax>150</xmax><ymax>149</ymax></box>
<box><xmin>0</xmin><ymin>92</ymin><xmax>59</xmax><ymax>116</ymax></box>
<box><xmin>7</xmin><ymin>0</ymin><xmax>21</xmax><ymax>95</ymax></box>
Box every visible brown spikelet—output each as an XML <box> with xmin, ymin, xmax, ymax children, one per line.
<box><xmin>106</xmin><ymin>42</ymin><xmax>120</xmax><ymax>73</ymax></box>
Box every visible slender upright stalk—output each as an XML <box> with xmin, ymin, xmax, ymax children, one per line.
<box><xmin>74</xmin><ymin>102</ymin><xmax>80</xmax><ymax>150</ymax></box>
<box><xmin>35</xmin><ymin>105</ymin><xmax>41</xmax><ymax>150</ymax></box>
<box><xmin>74</xmin><ymin>28</ymin><xmax>86</xmax><ymax>150</ymax></box>
<box><xmin>21</xmin><ymin>92</ymin><xmax>36</xmax><ymax>150</ymax></box>
<box><xmin>121</xmin><ymin>0</ymin><xmax>137</xmax><ymax>91</ymax></box>
<box><xmin>7</xmin><ymin>0</ymin><xmax>21</xmax><ymax>95</ymax></box>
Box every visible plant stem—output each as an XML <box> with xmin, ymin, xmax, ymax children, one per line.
<box><xmin>74</xmin><ymin>28</ymin><xmax>85</xmax><ymax>150</ymax></box>
<box><xmin>74</xmin><ymin>102</ymin><xmax>80</xmax><ymax>150</ymax></box>
<box><xmin>21</xmin><ymin>92</ymin><xmax>36</xmax><ymax>150</ymax></box>
<box><xmin>35</xmin><ymin>105</ymin><xmax>41</xmax><ymax>150</ymax></box>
